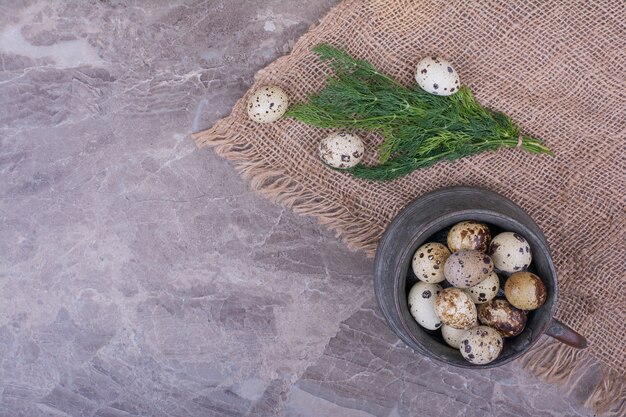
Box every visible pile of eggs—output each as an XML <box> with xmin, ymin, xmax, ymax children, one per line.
<box><xmin>245</xmin><ymin>56</ymin><xmax>461</xmax><ymax>171</ymax></box>
<box><xmin>407</xmin><ymin>221</ymin><xmax>547</xmax><ymax>365</ymax></box>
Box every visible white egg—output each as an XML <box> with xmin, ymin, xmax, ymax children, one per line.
<box><xmin>247</xmin><ymin>85</ymin><xmax>289</xmax><ymax>123</ymax></box>
<box><xmin>441</xmin><ymin>322</ymin><xmax>476</xmax><ymax>349</ymax></box>
<box><xmin>466</xmin><ymin>271</ymin><xmax>500</xmax><ymax>304</ymax></box>
<box><xmin>408</xmin><ymin>282</ymin><xmax>443</xmax><ymax>330</ymax></box>
<box><xmin>415</xmin><ymin>57</ymin><xmax>460</xmax><ymax>96</ymax></box>
<box><xmin>412</xmin><ymin>242</ymin><xmax>451</xmax><ymax>283</ymax></box>
<box><xmin>319</xmin><ymin>132</ymin><xmax>365</xmax><ymax>169</ymax></box>
<box><xmin>488</xmin><ymin>232</ymin><xmax>532</xmax><ymax>274</ymax></box>
<box><xmin>460</xmin><ymin>326</ymin><xmax>504</xmax><ymax>365</ymax></box>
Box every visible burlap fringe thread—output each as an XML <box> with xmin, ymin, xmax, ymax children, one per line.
<box><xmin>193</xmin><ymin>124</ymin><xmax>624</xmax><ymax>416</ymax></box>
<box><xmin>520</xmin><ymin>338</ymin><xmax>625</xmax><ymax>416</ymax></box>
<box><xmin>194</xmin><ymin>120</ymin><xmax>382</xmax><ymax>254</ymax></box>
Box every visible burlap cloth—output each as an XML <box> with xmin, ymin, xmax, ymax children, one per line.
<box><xmin>194</xmin><ymin>0</ymin><xmax>625</xmax><ymax>414</ymax></box>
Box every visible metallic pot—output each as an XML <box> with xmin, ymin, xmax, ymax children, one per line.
<box><xmin>374</xmin><ymin>186</ymin><xmax>587</xmax><ymax>368</ymax></box>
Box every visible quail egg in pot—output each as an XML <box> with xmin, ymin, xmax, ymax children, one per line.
<box><xmin>408</xmin><ymin>281</ymin><xmax>443</xmax><ymax>330</ymax></box>
<box><xmin>434</xmin><ymin>288</ymin><xmax>477</xmax><ymax>330</ymax></box>
<box><xmin>443</xmin><ymin>250</ymin><xmax>494</xmax><ymax>288</ymax></box>
<box><xmin>466</xmin><ymin>271</ymin><xmax>500</xmax><ymax>304</ymax></box>
<box><xmin>412</xmin><ymin>242</ymin><xmax>450</xmax><ymax>283</ymax></box>
<box><xmin>477</xmin><ymin>299</ymin><xmax>528</xmax><ymax>337</ymax></box>
<box><xmin>447</xmin><ymin>221</ymin><xmax>491</xmax><ymax>252</ymax></box>
<box><xmin>460</xmin><ymin>326</ymin><xmax>504</xmax><ymax>365</ymax></box>
<box><xmin>489</xmin><ymin>232</ymin><xmax>532</xmax><ymax>273</ymax></box>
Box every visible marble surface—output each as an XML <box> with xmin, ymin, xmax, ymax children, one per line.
<box><xmin>0</xmin><ymin>1</ymin><xmax>596</xmax><ymax>416</ymax></box>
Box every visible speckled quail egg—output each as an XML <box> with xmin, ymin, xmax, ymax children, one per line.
<box><xmin>447</xmin><ymin>221</ymin><xmax>492</xmax><ymax>253</ymax></box>
<box><xmin>412</xmin><ymin>242</ymin><xmax>451</xmax><ymax>283</ymax></box>
<box><xmin>415</xmin><ymin>56</ymin><xmax>460</xmax><ymax>96</ymax></box>
<box><xmin>247</xmin><ymin>85</ymin><xmax>289</xmax><ymax>123</ymax></box>
<box><xmin>477</xmin><ymin>299</ymin><xmax>528</xmax><ymax>337</ymax></box>
<box><xmin>319</xmin><ymin>132</ymin><xmax>365</xmax><ymax>169</ymax></box>
<box><xmin>434</xmin><ymin>288</ymin><xmax>477</xmax><ymax>329</ymax></box>
<box><xmin>466</xmin><ymin>271</ymin><xmax>500</xmax><ymax>304</ymax></box>
<box><xmin>441</xmin><ymin>320</ymin><xmax>477</xmax><ymax>349</ymax></box>
<box><xmin>408</xmin><ymin>282</ymin><xmax>443</xmax><ymax>330</ymax></box>
<box><xmin>444</xmin><ymin>250</ymin><xmax>494</xmax><ymax>288</ymax></box>
<box><xmin>488</xmin><ymin>232</ymin><xmax>532</xmax><ymax>273</ymax></box>
<box><xmin>504</xmin><ymin>271</ymin><xmax>547</xmax><ymax>310</ymax></box>
<box><xmin>459</xmin><ymin>326</ymin><xmax>504</xmax><ymax>365</ymax></box>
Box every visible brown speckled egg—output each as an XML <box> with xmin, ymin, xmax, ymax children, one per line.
<box><xmin>247</xmin><ymin>85</ymin><xmax>289</xmax><ymax>123</ymax></box>
<box><xmin>460</xmin><ymin>326</ymin><xmax>503</xmax><ymax>364</ymax></box>
<box><xmin>319</xmin><ymin>132</ymin><xmax>365</xmax><ymax>169</ymax></box>
<box><xmin>442</xmin><ymin>320</ymin><xmax>477</xmax><ymax>348</ymax></box>
<box><xmin>447</xmin><ymin>221</ymin><xmax>492</xmax><ymax>252</ymax></box>
<box><xmin>477</xmin><ymin>299</ymin><xmax>527</xmax><ymax>337</ymax></box>
<box><xmin>434</xmin><ymin>288</ymin><xmax>477</xmax><ymax>329</ymax></box>
<box><xmin>504</xmin><ymin>272</ymin><xmax>547</xmax><ymax>310</ymax></box>
<box><xmin>466</xmin><ymin>272</ymin><xmax>500</xmax><ymax>304</ymax></box>
<box><xmin>488</xmin><ymin>232</ymin><xmax>532</xmax><ymax>273</ymax></box>
<box><xmin>444</xmin><ymin>250</ymin><xmax>494</xmax><ymax>288</ymax></box>
<box><xmin>412</xmin><ymin>242</ymin><xmax>451</xmax><ymax>283</ymax></box>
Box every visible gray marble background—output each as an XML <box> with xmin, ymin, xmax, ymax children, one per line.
<box><xmin>0</xmin><ymin>1</ymin><xmax>596</xmax><ymax>416</ymax></box>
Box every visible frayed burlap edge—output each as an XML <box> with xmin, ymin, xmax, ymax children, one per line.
<box><xmin>192</xmin><ymin>122</ymin><xmax>625</xmax><ymax>417</ymax></box>
<box><xmin>520</xmin><ymin>338</ymin><xmax>625</xmax><ymax>416</ymax></box>
<box><xmin>193</xmin><ymin>118</ymin><xmax>382</xmax><ymax>254</ymax></box>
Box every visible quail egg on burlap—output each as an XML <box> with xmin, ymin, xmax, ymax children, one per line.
<box><xmin>415</xmin><ymin>57</ymin><xmax>460</xmax><ymax>96</ymax></box>
<box><xmin>466</xmin><ymin>271</ymin><xmax>500</xmax><ymax>304</ymax></box>
<box><xmin>504</xmin><ymin>271</ymin><xmax>547</xmax><ymax>310</ymax></box>
<box><xmin>412</xmin><ymin>242</ymin><xmax>451</xmax><ymax>283</ymax></box>
<box><xmin>477</xmin><ymin>299</ymin><xmax>528</xmax><ymax>337</ymax></box>
<box><xmin>442</xmin><ymin>320</ymin><xmax>477</xmax><ymax>349</ymax></box>
<box><xmin>434</xmin><ymin>288</ymin><xmax>477</xmax><ymax>330</ymax></box>
<box><xmin>319</xmin><ymin>132</ymin><xmax>365</xmax><ymax>169</ymax></box>
<box><xmin>460</xmin><ymin>326</ymin><xmax>503</xmax><ymax>364</ymax></box>
<box><xmin>444</xmin><ymin>250</ymin><xmax>494</xmax><ymax>288</ymax></box>
<box><xmin>247</xmin><ymin>85</ymin><xmax>289</xmax><ymax>123</ymax></box>
<box><xmin>489</xmin><ymin>232</ymin><xmax>532</xmax><ymax>273</ymax></box>
<box><xmin>447</xmin><ymin>221</ymin><xmax>492</xmax><ymax>252</ymax></box>
<box><xmin>408</xmin><ymin>282</ymin><xmax>443</xmax><ymax>330</ymax></box>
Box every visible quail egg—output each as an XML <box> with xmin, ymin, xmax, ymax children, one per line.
<box><xmin>477</xmin><ymin>299</ymin><xmax>528</xmax><ymax>337</ymax></box>
<box><xmin>447</xmin><ymin>221</ymin><xmax>492</xmax><ymax>252</ymax></box>
<box><xmin>442</xmin><ymin>320</ymin><xmax>477</xmax><ymax>349</ymax></box>
<box><xmin>504</xmin><ymin>271</ymin><xmax>547</xmax><ymax>310</ymax></box>
<box><xmin>408</xmin><ymin>282</ymin><xmax>443</xmax><ymax>330</ymax></box>
<box><xmin>488</xmin><ymin>232</ymin><xmax>532</xmax><ymax>273</ymax></box>
<box><xmin>319</xmin><ymin>132</ymin><xmax>365</xmax><ymax>169</ymax></box>
<box><xmin>412</xmin><ymin>242</ymin><xmax>451</xmax><ymax>283</ymax></box>
<box><xmin>459</xmin><ymin>326</ymin><xmax>504</xmax><ymax>364</ymax></box>
<box><xmin>466</xmin><ymin>271</ymin><xmax>500</xmax><ymax>304</ymax></box>
<box><xmin>444</xmin><ymin>250</ymin><xmax>494</xmax><ymax>288</ymax></box>
<box><xmin>247</xmin><ymin>85</ymin><xmax>289</xmax><ymax>123</ymax></box>
<box><xmin>415</xmin><ymin>56</ymin><xmax>460</xmax><ymax>96</ymax></box>
<box><xmin>434</xmin><ymin>288</ymin><xmax>477</xmax><ymax>329</ymax></box>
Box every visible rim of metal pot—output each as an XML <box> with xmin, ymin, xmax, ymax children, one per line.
<box><xmin>374</xmin><ymin>186</ymin><xmax>558</xmax><ymax>368</ymax></box>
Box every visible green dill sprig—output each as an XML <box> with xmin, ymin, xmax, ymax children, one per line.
<box><xmin>285</xmin><ymin>44</ymin><xmax>553</xmax><ymax>181</ymax></box>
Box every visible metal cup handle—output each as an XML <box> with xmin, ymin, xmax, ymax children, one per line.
<box><xmin>545</xmin><ymin>318</ymin><xmax>587</xmax><ymax>349</ymax></box>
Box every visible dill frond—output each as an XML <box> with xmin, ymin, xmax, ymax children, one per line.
<box><xmin>285</xmin><ymin>44</ymin><xmax>553</xmax><ymax>181</ymax></box>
